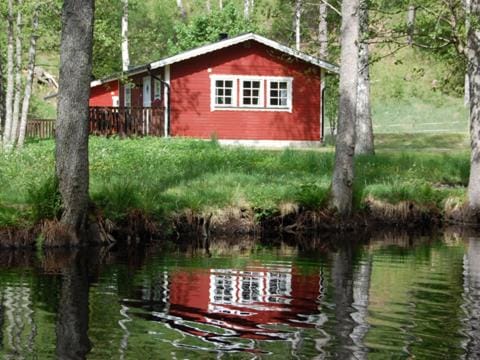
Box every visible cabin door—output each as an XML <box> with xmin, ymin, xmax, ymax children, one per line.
<box><xmin>143</xmin><ymin>76</ymin><xmax>152</xmax><ymax>107</ymax></box>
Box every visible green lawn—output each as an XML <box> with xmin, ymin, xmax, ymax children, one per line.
<box><xmin>0</xmin><ymin>135</ymin><xmax>470</xmax><ymax>228</ymax></box>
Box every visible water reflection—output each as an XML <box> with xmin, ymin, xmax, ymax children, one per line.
<box><xmin>0</xmin><ymin>232</ymin><xmax>477</xmax><ymax>358</ymax></box>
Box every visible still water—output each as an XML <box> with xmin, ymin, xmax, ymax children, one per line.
<box><xmin>0</xmin><ymin>231</ymin><xmax>479</xmax><ymax>359</ymax></box>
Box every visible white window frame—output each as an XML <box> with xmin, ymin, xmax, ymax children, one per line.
<box><xmin>267</xmin><ymin>78</ymin><xmax>293</xmax><ymax>112</ymax></box>
<box><xmin>210</xmin><ymin>75</ymin><xmax>293</xmax><ymax>112</ymax></box>
<box><xmin>210</xmin><ymin>75</ymin><xmax>238</xmax><ymax>110</ymax></box>
<box><xmin>154</xmin><ymin>79</ymin><xmax>162</xmax><ymax>101</ymax></box>
<box><xmin>240</xmin><ymin>78</ymin><xmax>264</xmax><ymax>108</ymax></box>
<box><xmin>124</xmin><ymin>84</ymin><xmax>132</xmax><ymax>107</ymax></box>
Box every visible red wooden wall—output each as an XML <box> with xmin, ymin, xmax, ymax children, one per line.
<box><xmin>169</xmin><ymin>41</ymin><xmax>322</xmax><ymax>141</ymax></box>
<box><xmin>89</xmin><ymin>80</ymin><xmax>119</xmax><ymax>107</ymax></box>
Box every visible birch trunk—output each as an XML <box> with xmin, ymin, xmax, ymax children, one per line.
<box><xmin>206</xmin><ymin>0</ymin><xmax>211</xmax><ymax>13</ymax></box>
<box><xmin>17</xmin><ymin>6</ymin><xmax>39</xmax><ymax>150</ymax></box>
<box><xmin>55</xmin><ymin>0</ymin><xmax>95</xmax><ymax>245</ymax></box>
<box><xmin>177</xmin><ymin>0</ymin><xmax>186</xmax><ymax>19</ymax></box>
<box><xmin>467</xmin><ymin>0</ymin><xmax>480</xmax><ymax>211</ymax></box>
<box><xmin>319</xmin><ymin>2</ymin><xmax>328</xmax><ymax>59</ymax></box>
<box><xmin>0</xmin><ymin>44</ymin><xmax>5</xmax><ymax>135</ymax></box>
<box><xmin>11</xmin><ymin>3</ymin><xmax>23</xmax><ymax>146</ymax></box>
<box><xmin>294</xmin><ymin>0</ymin><xmax>302</xmax><ymax>51</ymax></box>
<box><xmin>407</xmin><ymin>4</ymin><xmax>416</xmax><ymax>46</ymax></box>
<box><xmin>244</xmin><ymin>0</ymin><xmax>250</xmax><ymax>18</ymax></box>
<box><xmin>355</xmin><ymin>0</ymin><xmax>374</xmax><ymax>155</ymax></box>
<box><xmin>3</xmin><ymin>0</ymin><xmax>15</xmax><ymax>148</ymax></box>
<box><xmin>465</xmin><ymin>0</ymin><xmax>471</xmax><ymax>107</ymax></box>
<box><xmin>331</xmin><ymin>0</ymin><xmax>360</xmax><ymax>216</ymax></box>
<box><xmin>219</xmin><ymin>0</ymin><xmax>223</xmax><ymax>10</ymax></box>
<box><xmin>121</xmin><ymin>0</ymin><xmax>130</xmax><ymax>72</ymax></box>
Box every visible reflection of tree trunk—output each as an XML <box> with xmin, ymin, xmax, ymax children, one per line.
<box><xmin>55</xmin><ymin>251</ymin><xmax>91</xmax><ymax>360</ymax></box>
<box><xmin>351</xmin><ymin>254</ymin><xmax>372</xmax><ymax>359</ymax></box>
<box><xmin>331</xmin><ymin>245</ymin><xmax>355</xmax><ymax>358</ymax></box>
<box><xmin>463</xmin><ymin>238</ymin><xmax>480</xmax><ymax>358</ymax></box>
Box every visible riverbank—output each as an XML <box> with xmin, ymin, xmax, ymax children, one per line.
<box><xmin>0</xmin><ymin>134</ymin><xmax>472</xmax><ymax>246</ymax></box>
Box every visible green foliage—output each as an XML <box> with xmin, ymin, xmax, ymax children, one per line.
<box><xmin>0</xmin><ymin>136</ymin><xmax>472</xmax><ymax>228</ymax></box>
<box><xmin>26</xmin><ymin>176</ymin><xmax>61</xmax><ymax>223</ymax></box>
<box><xmin>167</xmin><ymin>4</ymin><xmax>256</xmax><ymax>55</ymax></box>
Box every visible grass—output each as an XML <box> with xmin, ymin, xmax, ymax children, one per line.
<box><xmin>0</xmin><ymin>134</ymin><xmax>470</xmax><ymax>228</ymax></box>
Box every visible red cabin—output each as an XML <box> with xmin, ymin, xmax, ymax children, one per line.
<box><xmin>89</xmin><ymin>33</ymin><xmax>338</xmax><ymax>147</ymax></box>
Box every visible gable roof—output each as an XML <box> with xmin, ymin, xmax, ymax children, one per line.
<box><xmin>149</xmin><ymin>33</ymin><xmax>339</xmax><ymax>73</ymax></box>
<box><xmin>91</xmin><ymin>33</ymin><xmax>338</xmax><ymax>88</ymax></box>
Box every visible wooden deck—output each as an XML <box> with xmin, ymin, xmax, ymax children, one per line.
<box><xmin>26</xmin><ymin>107</ymin><xmax>166</xmax><ymax>139</ymax></box>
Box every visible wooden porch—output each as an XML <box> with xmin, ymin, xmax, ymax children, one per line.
<box><xmin>26</xmin><ymin>106</ymin><xmax>167</xmax><ymax>139</ymax></box>
<box><xmin>89</xmin><ymin>106</ymin><xmax>166</xmax><ymax>137</ymax></box>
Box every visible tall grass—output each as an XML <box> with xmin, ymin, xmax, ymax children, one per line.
<box><xmin>0</xmin><ymin>136</ymin><xmax>470</xmax><ymax>227</ymax></box>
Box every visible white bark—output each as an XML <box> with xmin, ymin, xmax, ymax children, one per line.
<box><xmin>294</xmin><ymin>0</ymin><xmax>302</xmax><ymax>51</ymax></box>
<box><xmin>219</xmin><ymin>0</ymin><xmax>223</xmax><ymax>10</ymax></box>
<box><xmin>0</xmin><ymin>43</ymin><xmax>5</xmax><ymax>135</ymax></box>
<box><xmin>407</xmin><ymin>4</ymin><xmax>416</xmax><ymax>46</ymax></box>
<box><xmin>467</xmin><ymin>0</ymin><xmax>480</xmax><ymax>210</ymax></box>
<box><xmin>177</xmin><ymin>0</ymin><xmax>186</xmax><ymax>19</ymax></box>
<box><xmin>355</xmin><ymin>0</ymin><xmax>374</xmax><ymax>155</ymax></box>
<box><xmin>11</xmin><ymin>3</ymin><xmax>23</xmax><ymax>146</ymax></box>
<box><xmin>331</xmin><ymin>0</ymin><xmax>360</xmax><ymax>216</ymax></box>
<box><xmin>3</xmin><ymin>0</ymin><xmax>15</xmax><ymax>149</ymax></box>
<box><xmin>465</xmin><ymin>0</ymin><xmax>471</xmax><ymax>107</ymax></box>
<box><xmin>244</xmin><ymin>0</ymin><xmax>250</xmax><ymax>18</ymax></box>
<box><xmin>206</xmin><ymin>0</ymin><xmax>211</xmax><ymax>13</ymax></box>
<box><xmin>319</xmin><ymin>2</ymin><xmax>328</xmax><ymax>59</ymax></box>
<box><xmin>17</xmin><ymin>6</ymin><xmax>39</xmax><ymax>149</ymax></box>
<box><xmin>121</xmin><ymin>0</ymin><xmax>130</xmax><ymax>72</ymax></box>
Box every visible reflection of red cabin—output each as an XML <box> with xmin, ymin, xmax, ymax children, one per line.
<box><xmin>168</xmin><ymin>263</ymin><xmax>321</xmax><ymax>340</ymax></box>
<box><xmin>88</xmin><ymin>33</ymin><xmax>338</xmax><ymax>147</ymax></box>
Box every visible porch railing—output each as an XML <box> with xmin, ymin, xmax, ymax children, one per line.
<box><xmin>27</xmin><ymin>119</ymin><xmax>55</xmax><ymax>139</ymax></box>
<box><xmin>89</xmin><ymin>106</ymin><xmax>165</xmax><ymax>137</ymax></box>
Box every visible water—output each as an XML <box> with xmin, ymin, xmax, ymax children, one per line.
<box><xmin>0</xmin><ymin>231</ymin><xmax>479</xmax><ymax>359</ymax></box>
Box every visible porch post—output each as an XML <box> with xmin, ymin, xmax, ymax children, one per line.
<box><xmin>164</xmin><ymin>65</ymin><xmax>170</xmax><ymax>137</ymax></box>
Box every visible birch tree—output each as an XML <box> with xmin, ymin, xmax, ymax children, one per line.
<box><xmin>331</xmin><ymin>0</ymin><xmax>360</xmax><ymax>216</ymax></box>
<box><xmin>294</xmin><ymin>0</ymin><xmax>302</xmax><ymax>51</ymax></box>
<box><xmin>3</xmin><ymin>0</ymin><xmax>15</xmax><ymax>149</ymax></box>
<box><xmin>17</xmin><ymin>5</ymin><xmax>39</xmax><ymax>149</ymax></box>
<box><xmin>318</xmin><ymin>2</ymin><xmax>328</xmax><ymax>59</ymax></box>
<box><xmin>244</xmin><ymin>0</ymin><xmax>250</xmax><ymax>18</ymax></box>
<box><xmin>0</xmin><ymin>45</ymin><xmax>5</xmax><ymax>135</ymax></box>
<box><xmin>121</xmin><ymin>0</ymin><xmax>130</xmax><ymax>72</ymax></box>
<box><xmin>466</xmin><ymin>0</ymin><xmax>480</xmax><ymax>212</ymax></box>
<box><xmin>11</xmin><ymin>0</ymin><xmax>23</xmax><ymax>145</ymax></box>
<box><xmin>177</xmin><ymin>0</ymin><xmax>187</xmax><ymax>19</ymax></box>
<box><xmin>355</xmin><ymin>0</ymin><xmax>374</xmax><ymax>155</ymax></box>
<box><xmin>55</xmin><ymin>0</ymin><xmax>95</xmax><ymax>245</ymax></box>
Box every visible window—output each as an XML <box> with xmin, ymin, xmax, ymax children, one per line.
<box><xmin>268</xmin><ymin>80</ymin><xmax>291</xmax><ymax>108</ymax></box>
<box><xmin>124</xmin><ymin>85</ymin><xmax>132</xmax><ymax>107</ymax></box>
<box><xmin>214</xmin><ymin>79</ymin><xmax>236</xmax><ymax>107</ymax></box>
<box><xmin>241</xmin><ymin>79</ymin><xmax>264</xmax><ymax>107</ymax></box>
<box><xmin>154</xmin><ymin>79</ymin><xmax>162</xmax><ymax>100</ymax></box>
<box><xmin>210</xmin><ymin>75</ymin><xmax>292</xmax><ymax>112</ymax></box>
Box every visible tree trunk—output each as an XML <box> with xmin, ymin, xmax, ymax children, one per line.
<box><xmin>0</xmin><ymin>43</ymin><xmax>5</xmax><ymax>135</ymax></box>
<box><xmin>121</xmin><ymin>0</ymin><xmax>130</xmax><ymax>72</ymax></box>
<box><xmin>11</xmin><ymin>0</ymin><xmax>23</xmax><ymax>146</ymax></box>
<box><xmin>331</xmin><ymin>0</ymin><xmax>360</xmax><ymax>216</ymax></box>
<box><xmin>244</xmin><ymin>0</ymin><xmax>250</xmax><ymax>18</ymax></box>
<box><xmin>177</xmin><ymin>0</ymin><xmax>186</xmax><ymax>19</ymax></box>
<box><xmin>465</xmin><ymin>0</ymin><xmax>472</xmax><ymax>107</ymax></box>
<box><xmin>318</xmin><ymin>2</ymin><xmax>328</xmax><ymax>59</ymax></box>
<box><xmin>294</xmin><ymin>0</ymin><xmax>302</xmax><ymax>51</ymax></box>
<box><xmin>206</xmin><ymin>0</ymin><xmax>211</xmax><ymax>13</ymax></box>
<box><xmin>219</xmin><ymin>0</ymin><xmax>223</xmax><ymax>10</ymax></box>
<box><xmin>17</xmin><ymin>6</ymin><xmax>39</xmax><ymax>150</ymax></box>
<box><xmin>55</xmin><ymin>251</ymin><xmax>91</xmax><ymax>359</ymax></box>
<box><xmin>467</xmin><ymin>0</ymin><xmax>480</xmax><ymax>211</ymax></box>
<box><xmin>407</xmin><ymin>4</ymin><xmax>416</xmax><ymax>46</ymax></box>
<box><xmin>3</xmin><ymin>0</ymin><xmax>15</xmax><ymax>149</ymax></box>
<box><xmin>355</xmin><ymin>0</ymin><xmax>374</xmax><ymax>155</ymax></box>
<box><xmin>55</xmin><ymin>0</ymin><xmax>95</xmax><ymax>245</ymax></box>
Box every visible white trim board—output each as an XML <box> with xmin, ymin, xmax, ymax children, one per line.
<box><xmin>217</xmin><ymin>139</ymin><xmax>323</xmax><ymax>149</ymax></box>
